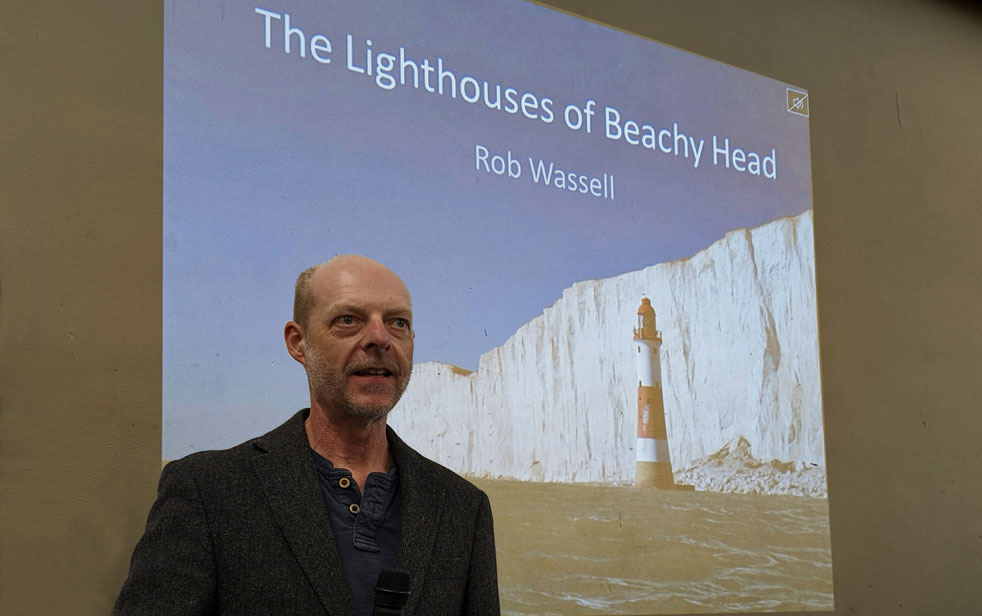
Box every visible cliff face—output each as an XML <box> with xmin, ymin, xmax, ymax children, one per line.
<box><xmin>389</xmin><ymin>211</ymin><xmax>825</xmax><ymax>494</ymax></box>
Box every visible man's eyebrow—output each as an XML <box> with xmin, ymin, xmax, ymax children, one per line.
<box><xmin>329</xmin><ymin>304</ymin><xmax>363</xmax><ymax>314</ymax></box>
<box><xmin>388</xmin><ymin>307</ymin><xmax>414</xmax><ymax>318</ymax></box>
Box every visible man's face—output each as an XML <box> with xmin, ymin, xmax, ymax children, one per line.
<box><xmin>300</xmin><ymin>260</ymin><xmax>414</xmax><ymax>423</ymax></box>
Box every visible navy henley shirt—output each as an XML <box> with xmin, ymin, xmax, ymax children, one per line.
<box><xmin>312</xmin><ymin>450</ymin><xmax>402</xmax><ymax>616</ymax></box>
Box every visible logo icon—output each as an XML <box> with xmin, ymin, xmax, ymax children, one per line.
<box><xmin>787</xmin><ymin>88</ymin><xmax>809</xmax><ymax>117</ymax></box>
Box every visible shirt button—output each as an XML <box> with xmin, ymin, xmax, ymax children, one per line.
<box><xmin>338</xmin><ymin>477</ymin><xmax>351</xmax><ymax>489</ymax></box>
<box><xmin>349</xmin><ymin>503</ymin><xmax>360</xmax><ymax>515</ymax></box>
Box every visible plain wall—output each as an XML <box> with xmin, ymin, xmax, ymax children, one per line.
<box><xmin>2</xmin><ymin>1</ymin><xmax>980</xmax><ymax>614</ymax></box>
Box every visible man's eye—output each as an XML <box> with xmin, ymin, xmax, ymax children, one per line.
<box><xmin>393</xmin><ymin>318</ymin><xmax>409</xmax><ymax>329</ymax></box>
<box><xmin>337</xmin><ymin>315</ymin><xmax>356</xmax><ymax>325</ymax></box>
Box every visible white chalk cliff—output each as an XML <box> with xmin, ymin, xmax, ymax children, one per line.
<box><xmin>389</xmin><ymin>210</ymin><xmax>826</xmax><ymax>496</ymax></box>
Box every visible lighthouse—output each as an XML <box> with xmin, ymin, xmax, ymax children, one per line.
<box><xmin>633</xmin><ymin>297</ymin><xmax>678</xmax><ymax>489</ymax></box>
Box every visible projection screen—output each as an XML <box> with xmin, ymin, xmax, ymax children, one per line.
<box><xmin>164</xmin><ymin>1</ymin><xmax>831</xmax><ymax>612</ymax></box>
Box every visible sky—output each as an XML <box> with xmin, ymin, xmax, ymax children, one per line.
<box><xmin>163</xmin><ymin>0</ymin><xmax>813</xmax><ymax>457</ymax></box>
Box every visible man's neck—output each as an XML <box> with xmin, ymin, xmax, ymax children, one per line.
<box><xmin>304</xmin><ymin>406</ymin><xmax>392</xmax><ymax>491</ymax></box>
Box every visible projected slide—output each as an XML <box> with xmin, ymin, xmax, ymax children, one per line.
<box><xmin>164</xmin><ymin>1</ymin><xmax>831</xmax><ymax>613</ymax></box>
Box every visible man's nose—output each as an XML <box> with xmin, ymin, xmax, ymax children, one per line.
<box><xmin>362</xmin><ymin>317</ymin><xmax>391</xmax><ymax>349</ymax></box>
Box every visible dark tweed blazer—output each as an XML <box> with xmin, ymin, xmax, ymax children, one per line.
<box><xmin>113</xmin><ymin>410</ymin><xmax>500</xmax><ymax>615</ymax></box>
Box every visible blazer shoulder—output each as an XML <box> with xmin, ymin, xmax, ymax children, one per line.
<box><xmin>162</xmin><ymin>409</ymin><xmax>310</xmax><ymax>479</ymax></box>
<box><xmin>420</xmin><ymin>454</ymin><xmax>486</xmax><ymax>497</ymax></box>
<box><xmin>387</xmin><ymin>427</ymin><xmax>488</xmax><ymax>505</ymax></box>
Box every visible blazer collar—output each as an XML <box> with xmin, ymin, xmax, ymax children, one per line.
<box><xmin>388</xmin><ymin>426</ymin><xmax>446</xmax><ymax>615</ymax></box>
<box><xmin>250</xmin><ymin>409</ymin><xmax>354</xmax><ymax>616</ymax></box>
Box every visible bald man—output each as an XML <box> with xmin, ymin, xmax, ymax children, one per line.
<box><xmin>114</xmin><ymin>257</ymin><xmax>500</xmax><ymax>616</ymax></box>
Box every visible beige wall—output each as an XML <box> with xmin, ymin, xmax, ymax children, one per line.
<box><xmin>2</xmin><ymin>1</ymin><xmax>979</xmax><ymax>614</ymax></box>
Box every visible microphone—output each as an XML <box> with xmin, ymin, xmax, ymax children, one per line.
<box><xmin>372</xmin><ymin>568</ymin><xmax>411</xmax><ymax>616</ymax></box>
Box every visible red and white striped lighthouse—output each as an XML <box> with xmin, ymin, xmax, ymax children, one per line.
<box><xmin>633</xmin><ymin>297</ymin><xmax>677</xmax><ymax>488</ymax></box>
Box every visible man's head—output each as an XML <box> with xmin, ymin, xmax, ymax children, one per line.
<box><xmin>285</xmin><ymin>256</ymin><xmax>414</xmax><ymax>424</ymax></box>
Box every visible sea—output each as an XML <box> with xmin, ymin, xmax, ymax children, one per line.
<box><xmin>471</xmin><ymin>478</ymin><xmax>834</xmax><ymax>615</ymax></box>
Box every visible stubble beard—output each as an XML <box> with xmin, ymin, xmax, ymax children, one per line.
<box><xmin>305</xmin><ymin>343</ymin><xmax>411</xmax><ymax>424</ymax></box>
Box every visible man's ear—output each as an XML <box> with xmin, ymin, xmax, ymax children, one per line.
<box><xmin>284</xmin><ymin>321</ymin><xmax>306</xmax><ymax>365</ymax></box>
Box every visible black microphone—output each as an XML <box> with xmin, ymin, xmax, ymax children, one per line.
<box><xmin>373</xmin><ymin>568</ymin><xmax>411</xmax><ymax>616</ymax></box>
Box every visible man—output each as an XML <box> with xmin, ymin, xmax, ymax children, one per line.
<box><xmin>114</xmin><ymin>256</ymin><xmax>500</xmax><ymax>615</ymax></box>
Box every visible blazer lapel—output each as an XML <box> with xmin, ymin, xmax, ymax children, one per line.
<box><xmin>389</xmin><ymin>427</ymin><xmax>447</xmax><ymax>615</ymax></box>
<box><xmin>251</xmin><ymin>411</ymin><xmax>354</xmax><ymax>616</ymax></box>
